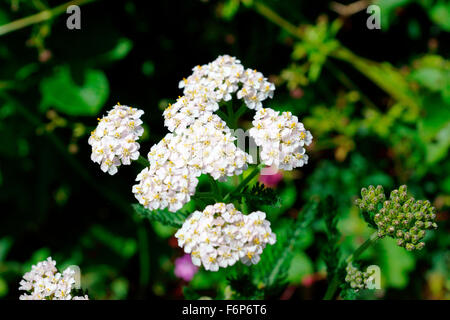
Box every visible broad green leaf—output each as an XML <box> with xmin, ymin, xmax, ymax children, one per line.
<box><xmin>287</xmin><ymin>251</ymin><xmax>313</xmax><ymax>284</ymax></box>
<box><xmin>410</xmin><ymin>67</ymin><xmax>448</xmax><ymax>92</ymax></box>
<box><xmin>378</xmin><ymin>237</ymin><xmax>415</xmax><ymax>289</ymax></box>
<box><xmin>418</xmin><ymin>94</ymin><xmax>450</xmax><ymax>141</ymax></box>
<box><xmin>429</xmin><ymin>2</ymin><xmax>450</xmax><ymax>32</ymax></box>
<box><xmin>40</xmin><ymin>66</ymin><xmax>109</xmax><ymax>116</ymax></box>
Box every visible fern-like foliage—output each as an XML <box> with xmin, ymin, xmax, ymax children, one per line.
<box><xmin>340</xmin><ymin>285</ymin><xmax>358</xmax><ymax>300</ymax></box>
<box><xmin>321</xmin><ymin>196</ymin><xmax>342</xmax><ymax>283</ymax></box>
<box><xmin>230</xmin><ymin>183</ymin><xmax>281</xmax><ymax>211</ymax></box>
<box><xmin>132</xmin><ymin>204</ymin><xmax>188</xmax><ymax>228</ymax></box>
<box><xmin>227</xmin><ymin>273</ymin><xmax>263</xmax><ymax>299</ymax></box>
<box><xmin>247</xmin><ymin>197</ymin><xmax>320</xmax><ymax>297</ymax></box>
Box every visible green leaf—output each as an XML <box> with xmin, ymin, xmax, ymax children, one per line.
<box><xmin>262</xmin><ymin>183</ymin><xmax>296</xmax><ymax>220</ymax></box>
<box><xmin>321</xmin><ymin>196</ymin><xmax>342</xmax><ymax>280</ymax></box>
<box><xmin>221</xmin><ymin>0</ymin><xmax>240</xmax><ymax>20</ymax></box>
<box><xmin>410</xmin><ymin>67</ymin><xmax>448</xmax><ymax>92</ymax></box>
<box><xmin>40</xmin><ymin>65</ymin><xmax>109</xmax><ymax>116</ymax></box>
<box><xmin>418</xmin><ymin>93</ymin><xmax>450</xmax><ymax>142</ymax></box>
<box><xmin>232</xmin><ymin>183</ymin><xmax>281</xmax><ymax>211</ymax></box>
<box><xmin>287</xmin><ymin>251</ymin><xmax>313</xmax><ymax>284</ymax></box>
<box><xmin>0</xmin><ymin>237</ymin><xmax>13</xmax><ymax>262</ymax></box>
<box><xmin>132</xmin><ymin>203</ymin><xmax>188</xmax><ymax>228</ymax></box>
<box><xmin>378</xmin><ymin>237</ymin><xmax>415</xmax><ymax>289</ymax></box>
<box><xmin>429</xmin><ymin>1</ymin><xmax>450</xmax><ymax>32</ymax></box>
<box><xmin>252</xmin><ymin>197</ymin><xmax>319</xmax><ymax>291</ymax></box>
<box><xmin>101</xmin><ymin>38</ymin><xmax>133</xmax><ymax>62</ymax></box>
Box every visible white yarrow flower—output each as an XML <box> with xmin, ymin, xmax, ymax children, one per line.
<box><xmin>175</xmin><ymin>203</ymin><xmax>276</xmax><ymax>271</ymax></box>
<box><xmin>19</xmin><ymin>257</ymin><xmax>88</xmax><ymax>300</ymax></box>
<box><xmin>88</xmin><ymin>104</ymin><xmax>144</xmax><ymax>175</ymax></box>
<box><xmin>132</xmin><ymin>134</ymin><xmax>200</xmax><ymax>213</ymax></box>
<box><xmin>165</xmin><ymin>55</ymin><xmax>275</xmax><ymax>134</ymax></box>
<box><xmin>249</xmin><ymin>108</ymin><xmax>313</xmax><ymax>170</ymax></box>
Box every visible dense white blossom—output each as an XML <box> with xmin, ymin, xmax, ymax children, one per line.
<box><xmin>164</xmin><ymin>55</ymin><xmax>275</xmax><ymax>135</ymax></box>
<box><xmin>236</xmin><ymin>68</ymin><xmax>275</xmax><ymax>110</ymax></box>
<box><xmin>88</xmin><ymin>104</ymin><xmax>144</xmax><ymax>175</ymax></box>
<box><xmin>249</xmin><ymin>108</ymin><xmax>313</xmax><ymax>170</ymax></box>
<box><xmin>133</xmin><ymin>113</ymin><xmax>253</xmax><ymax>212</ymax></box>
<box><xmin>132</xmin><ymin>134</ymin><xmax>200</xmax><ymax>212</ymax></box>
<box><xmin>19</xmin><ymin>257</ymin><xmax>88</xmax><ymax>300</ymax></box>
<box><xmin>181</xmin><ymin>113</ymin><xmax>253</xmax><ymax>181</ymax></box>
<box><xmin>179</xmin><ymin>55</ymin><xmax>244</xmax><ymax>104</ymax></box>
<box><xmin>175</xmin><ymin>203</ymin><xmax>276</xmax><ymax>271</ymax></box>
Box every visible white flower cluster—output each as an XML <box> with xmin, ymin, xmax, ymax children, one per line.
<box><xmin>249</xmin><ymin>108</ymin><xmax>313</xmax><ymax>170</ymax></box>
<box><xmin>164</xmin><ymin>55</ymin><xmax>275</xmax><ymax>134</ymax></box>
<box><xmin>181</xmin><ymin>113</ymin><xmax>252</xmax><ymax>181</ymax></box>
<box><xmin>19</xmin><ymin>257</ymin><xmax>88</xmax><ymax>300</ymax></box>
<box><xmin>132</xmin><ymin>134</ymin><xmax>200</xmax><ymax>212</ymax></box>
<box><xmin>133</xmin><ymin>113</ymin><xmax>252</xmax><ymax>212</ymax></box>
<box><xmin>175</xmin><ymin>203</ymin><xmax>276</xmax><ymax>271</ymax></box>
<box><xmin>89</xmin><ymin>104</ymin><xmax>144</xmax><ymax>175</ymax></box>
<box><xmin>236</xmin><ymin>68</ymin><xmax>275</xmax><ymax>110</ymax></box>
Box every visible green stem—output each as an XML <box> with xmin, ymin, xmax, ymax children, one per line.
<box><xmin>233</xmin><ymin>104</ymin><xmax>248</xmax><ymax>129</ymax></box>
<box><xmin>207</xmin><ymin>175</ymin><xmax>223</xmax><ymax>202</ymax></box>
<box><xmin>323</xmin><ymin>231</ymin><xmax>379</xmax><ymax>300</ymax></box>
<box><xmin>252</xmin><ymin>1</ymin><xmax>419</xmax><ymax>110</ymax></box>
<box><xmin>226</xmin><ymin>100</ymin><xmax>234</xmax><ymax>123</ymax></box>
<box><xmin>345</xmin><ymin>231</ymin><xmax>379</xmax><ymax>264</ymax></box>
<box><xmin>0</xmin><ymin>0</ymin><xmax>96</xmax><ymax>36</ymax></box>
<box><xmin>223</xmin><ymin>163</ymin><xmax>264</xmax><ymax>202</ymax></box>
<box><xmin>253</xmin><ymin>1</ymin><xmax>303</xmax><ymax>39</ymax></box>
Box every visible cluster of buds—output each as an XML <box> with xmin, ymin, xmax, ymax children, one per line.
<box><xmin>374</xmin><ymin>185</ymin><xmax>437</xmax><ymax>250</ymax></box>
<box><xmin>344</xmin><ymin>263</ymin><xmax>375</xmax><ymax>291</ymax></box>
<box><xmin>354</xmin><ymin>185</ymin><xmax>385</xmax><ymax>212</ymax></box>
<box><xmin>357</xmin><ymin>185</ymin><xmax>438</xmax><ymax>251</ymax></box>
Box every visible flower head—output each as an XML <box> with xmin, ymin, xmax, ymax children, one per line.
<box><xmin>175</xmin><ymin>203</ymin><xmax>276</xmax><ymax>271</ymax></box>
<box><xmin>165</xmin><ymin>55</ymin><xmax>276</xmax><ymax>135</ymax></box>
<box><xmin>19</xmin><ymin>257</ymin><xmax>88</xmax><ymax>300</ymax></box>
<box><xmin>356</xmin><ymin>185</ymin><xmax>438</xmax><ymax>251</ymax></box>
<box><xmin>132</xmin><ymin>134</ymin><xmax>200</xmax><ymax>212</ymax></box>
<box><xmin>88</xmin><ymin>104</ymin><xmax>144</xmax><ymax>175</ymax></box>
<box><xmin>249</xmin><ymin>108</ymin><xmax>313</xmax><ymax>170</ymax></box>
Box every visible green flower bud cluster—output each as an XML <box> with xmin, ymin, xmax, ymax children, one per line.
<box><xmin>354</xmin><ymin>185</ymin><xmax>386</xmax><ymax>212</ymax></box>
<box><xmin>372</xmin><ymin>185</ymin><xmax>438</xmax><ymax>251</ymax></box>
<box><xmin>345</xmin><ymin>263</ymin><xmax>374</xmax><ymax>291</ymax></box>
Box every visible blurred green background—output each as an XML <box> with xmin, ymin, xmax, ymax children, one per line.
<box><xmin>0</xmin><ymin>0</ymin><xmax>448</xmax><ymax>300</ymax></box>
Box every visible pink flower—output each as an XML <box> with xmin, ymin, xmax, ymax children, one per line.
<box><xmin>174</xmin><ymin>254</ymin><xmax>198</xmax><ymax>282</ymax></box>
<box><xmin>259</xmin><ymin>168</ymin><xmax>283</xmax><ymax>188</ymax></box>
